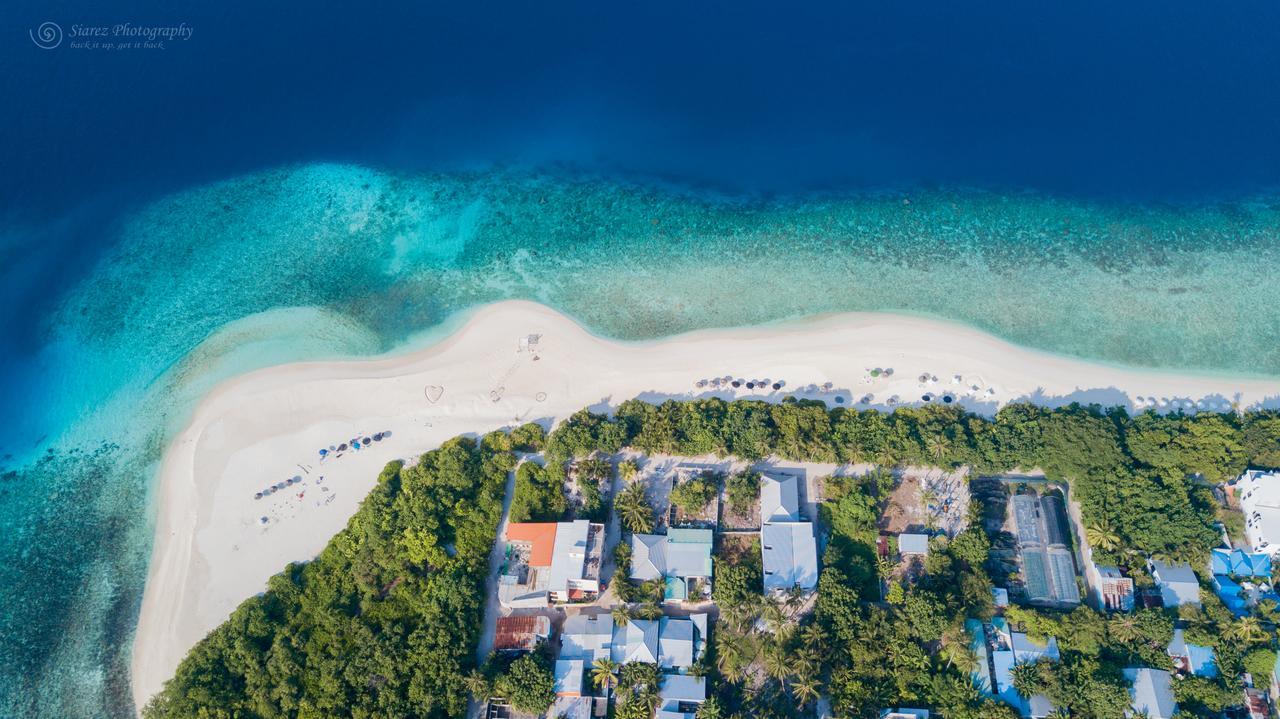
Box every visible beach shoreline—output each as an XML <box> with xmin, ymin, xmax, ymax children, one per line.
<box><xmin>129</xmin><ymin>300</ymin><xmax>1280</xmax><ymax>711</ymax></box>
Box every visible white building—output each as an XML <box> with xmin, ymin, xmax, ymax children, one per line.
<box><xmin>657</xmin><ymin>675</ymin><xmax>706</xmax><ymax>719</ymax></box>
<box><xmin>1150</xmin><ymin>559</ymin><xmax>1200</xmax><ymax>608</ymax></box>
<box><xmin>1236</xmin><ymin>470</ymin><xmax>1280</xmax><ymax>556</ymax></box>
<box><xmin>760</xmin><ymin>472</ymin><xmax>819</xmax><ymax>593</ymax></box>
<box><xmin>1124</xmin><ymin>668</ymin><xmax>1177</xmax><ymax>719</ymax></box>
<box><xmin>561</xmin><ymin>613</ymin><xmax>613</xmax><ymax>663</ymax></box>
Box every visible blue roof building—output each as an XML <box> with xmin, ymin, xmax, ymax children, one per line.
<box><xmin>1213</xmin><ymin>575</ymin><xmax>1251</xmax><ymax>616</ymax></box>
<box><xmin>1167</xmin><ymin>629</ymin><xmax>1218</xmax><ymax>678</ymax></box>
<box><xmin>965</xmin><ymin>619</ymin><xmax>991</xmax><ymax>694</ymax></box>
<box><xmin>1211</xmin><ymin>548</ymin><xmax>1272</xmax><ymax>578</ymax></box>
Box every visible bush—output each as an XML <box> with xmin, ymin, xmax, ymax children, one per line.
<box><xmin>509</xmin><ymin>460</ymin><xmax>568</xmax><ymax>522</ymax></box>
<box><xmin>724</xmin><ymin>471</ymin><xmax>760</xmax><ymax>516</ymax></box>
<box><xmin>494</xmin><ymin>654</ymin><xmax>554</xmax><ymax>715</ymax></box>
<box><xmin>510</xmin><ymin>422</ymin><xmax>546</xmax><ymax>452</ymax></box>
<box><xmin>671</xmin><ymin>472</ymin><xmax>717</xmax><ymax>514</ymax></box>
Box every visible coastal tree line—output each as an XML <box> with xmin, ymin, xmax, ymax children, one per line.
<box><xmin>145</xmin><ymin>398</ymin><xmax>1280</xmax><ymax>718</ymax></box>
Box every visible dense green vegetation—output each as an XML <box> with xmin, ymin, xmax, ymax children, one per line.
<box><xmin>144</xmin><ymin>435</ymin><xmax>513</xmax><ymax>719</ymax></box>
<box><xmin>724</xmin><ymin>470</ymin><xmax>760</xmax><ymax>517</ymax></box>
<box><xmin>566</xmin><ymin>399</ymin><xmax>1280</xmax><ymax>566</ymax></box>
<box><xmin>149</xmin><ymin>398</ymin><xmax>1280</xmax><ymax>718</ymax></box>
<box><xmin>491</xmin><ymin>653</ymin><xmax>554</xmax><ymax>715</ymax></box>
<box><xmin>671</xmin><ymin>471</ymin><xmax>718</xmax><ymax>515</ymax></box>
<box><xmin>509</xmin><ymin>459</ymin><xmax>567</xmax><ymax>523</ymax></box>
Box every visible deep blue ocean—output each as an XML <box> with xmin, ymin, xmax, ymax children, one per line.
<box><xmin>3</xmin><ymin>1</ymin><xmax>1280</xmax><ymax>716</ymax></box>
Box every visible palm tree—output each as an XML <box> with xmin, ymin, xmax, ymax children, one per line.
<box><xmin>591</xmin><ymin>658</ymin><xmax>619</xmax><ymax>692</ymax></box>
<box><xmin>926</xmin><ymin>432</ymin><xmax>950</xmax><ymax>465</ymax></box>
<box><xmin>694</xmin><ymin>695</ymin><xmax>724</xmax><ymax>719</ymax></box>
<box><xmin>616</xmin><ymin>484</ymin><xmax>654</xmax><ymax>534</ymax></box>
<box><xmin>462</xmin><ymin>669</ymin><xmax>490</xmax><ymax>700</ymax></box>
<box><xmin>1086</xmin><ymin>520</ymin><xmax>1120</xmax><ymax>552</ymax></box>
<box><xmin>762</xmin><ymin>643</ymin><xmax>790</xmax><ymax>680</ymax></box>
<box><xmin>1109</xmin><ymin>614</ymin><xmax>1141</xmax><ymax>644</ymax></box>
<box><xmin>618</xmin><ymin>460</ymin><xmax>639</xmax><ymax>483</ymax></box>
<box><xmin>784</xmin><ymin>584</ymin><xmax>806</xmax><ymax>612</ymax></box>
<box><xmin>716</xmin><ymin>638</ymin><xmax>746</xmax><ymax>682</ymax></box>
<box><xmin>1227</xmin><ymin>616</ymin><xmax>1268</xmax><ymax>644</ymax></box>
<box><xmin>798</xmin><ymin>622</ymin><xmax>825</xmax><ymax>655</ymax></box>
<box><xmin>791</xmin><ymin>672</ymin><xmax>821</xmax><ymax>708</ymax></box>
<box><xmin>1009</xmin><ymin>661</ymin><xmax>1040</xmax><ymax>698</ymax></box>
<box><xmin>611</xmin><ymin>604</ymin><xmax>632</xmax><ymax>627</ymax></box>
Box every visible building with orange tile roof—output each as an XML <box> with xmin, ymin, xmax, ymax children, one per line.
<box><xmin>505</xmin><ymin>522</ymin><xmax>558</xmax><ymax>566</ymax></box>
<box><xmin>500</xmin><ymin>520</ymin><xmax>605</xmax><ymax>607</ymax></box>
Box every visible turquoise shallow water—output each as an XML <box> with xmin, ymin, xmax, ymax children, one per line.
<box><xmin>2</xmin><ymin>164</ymin><xmax>1280</xmax><ymax>716</ymax></box>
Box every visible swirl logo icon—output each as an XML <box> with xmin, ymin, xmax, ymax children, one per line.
<box><xmin>29</xmin><ymin>21</ymin><xmax>63</xmax><ymax>49</ymax></box>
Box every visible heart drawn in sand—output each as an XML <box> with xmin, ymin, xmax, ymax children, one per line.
<box><xmin>424</xmin><ymin>385</ymin><xmax>444</xmax><ymax>403</ymax></box>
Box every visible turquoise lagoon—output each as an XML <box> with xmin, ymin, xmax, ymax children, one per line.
<box><xmin>3</xmin><ymin>163</ymin><xmax>1280</xmax><ymax>716</ymax></box>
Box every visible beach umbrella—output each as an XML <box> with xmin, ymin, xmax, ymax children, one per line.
<box><xmin>834</xmin><ymin>396</ymin><xmax>845</xmax><ymax>404</ymax></box>
<box><xmin>731</xmin><ymin>380</ymin><xmax>741</xmax><ymax>388</ymax></box>
<box><xmin>772</xmin><ymin>382</ymin><xmax>782</xmax><ymax>390</ymax></box>
<box><xmin>254</xmin><ymin>492</ymin><xmax>262</xmax><ymax>500</ymax></box>
<box><xmin>919</xmin><ymin>373</ymin><xmax>930</xmax><ymax>383</ymax></box>
<box><xmin>922</xmin><ymin>394</ymin><xmax>933</xmax><ymax>402</ymax></box>
<box><xmin>746</xmin><ymin>382</ymin><xmax>755</xmax><ymax>389</ymax></box>
<box><xmin>319</xmin><ymin>448</ymin><xmax>328</xmax><ymax>456</ymax></box>
<box><xmin>942</xmin><ymin>395</ymin><xmax>954</xmax><ymax>403</ymax></box>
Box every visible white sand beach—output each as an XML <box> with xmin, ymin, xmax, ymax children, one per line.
<box><xmin>129</xmin><ymin>300</ymin><xmax>1280</xmax><ymax>709</ymax></box>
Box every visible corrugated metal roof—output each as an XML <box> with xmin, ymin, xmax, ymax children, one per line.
<box><xmin>761</xmin><ymin>472</ymin><xmax>800</xmax><ymax>522</ymax></box>
<box><xmin>494</xmin><ymin>615</ymin><xmax>550</xmax><ymax>651</ymax></box>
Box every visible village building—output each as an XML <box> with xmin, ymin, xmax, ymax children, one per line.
<box><xmin>611</xmin><ymin>614</ymin><xmax>707</xmax><ymax>671</ymax></box>
<box><xmin>1096</xmin><ymin>566</ymin><xmax>1135</xmax><ymax>612</ymax></box>
<box><xmin>1167</xmin><ymin>628</ymin><xmax>1217</xmax><ymax>678</ymax></box>
<box><xmin>1232</xmin><ymin>470</ymin><xmax>1280</xmax><ymax>556</ymax></box>
<box><xmin>1124</xmin><ymin>668</ymin><xmax>1177</xmax><ymax>719</ymax></box>
<box><xmin>560</xmin><ymin>613</ymin><xmax>613</xmax><ymax>663</ymax></box>
<box><xmin>760</xmin><ymin>471</ymin><xmax>819</xmax><ymax>593</ymax></box>
<box><xmin>630</xmin><ymin>528</ymin><xmax>714</xmax><ymax>602</ymax></box>
<box><xmin>493</xmin><ymin>615</ymin><xmax>551</xmax><ymax>652</ymax></box>
<box><xmin>657</xmin><ymin>675</ymin><xmax>706</xmax><ymax>719</ymax></box>
<box><xmin>1149</xmin><ymin>559</ymin><xmax>1200</xmax><ymax>607</ymax></box>
<box><xmin>897</xmin><ymin>533</ymin><xmax>930</xmax><ymax>557</ymax></box>
<box><xmin>1010</xmin><ymin>492</ymin><xmax>1080</xmax><ymax>606</ymax></box>
<box><xmin>499</xmin><ymin>520</ymin><xmax>604</xmax><ymax>607</ymax></box>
